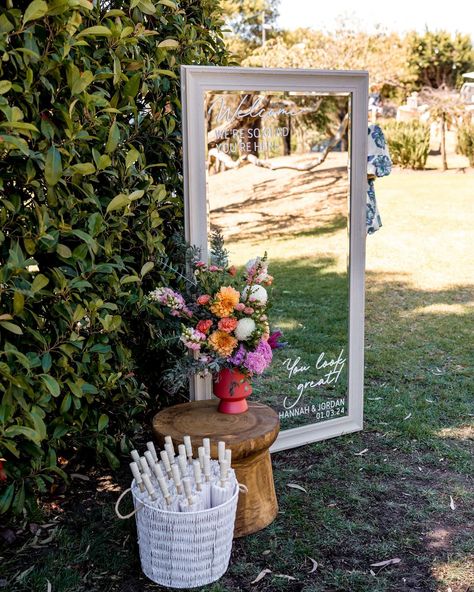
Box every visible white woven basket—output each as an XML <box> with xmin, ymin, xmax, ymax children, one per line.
<box><xmin>116</xmin><ymin>481</ymin><xmax>243</xmax><ymax>589</ymax></box>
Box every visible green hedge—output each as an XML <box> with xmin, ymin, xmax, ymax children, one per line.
<box><xmin>383</xmin><ymin>120</ymin><xmax>431</xmax><ymax>170</ymax></box>
<box><xmin>457</xmin><ymin>120</ymin><xmax>474</xmax><ymax>166</ymax></box>
<box><xmin>0</xmin><ymin>0</ymin><xmax>227</xmax><ymax>517</ymax></box>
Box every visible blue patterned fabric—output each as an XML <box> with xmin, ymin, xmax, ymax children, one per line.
<box><xmin>367</xmin><ymin>124</ymin><xmax>392</xmax><ymax>234</ymax></box>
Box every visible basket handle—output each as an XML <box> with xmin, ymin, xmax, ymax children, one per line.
<box><xmin>238</xmin><ymin>483</ymin><xmax>248</xmax><ymax>494</ymax></box>
<box><xmin>115</xmin><ymin>488</ymin><xmax>144</xmax><ymax>520</ymax></box>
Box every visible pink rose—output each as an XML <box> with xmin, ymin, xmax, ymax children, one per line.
<box><xmin>218</xmin><ymin>317</ymin><xmax>238</xmax><ymax>333</ymax></box>
<box><xmin>197</xmin><ymin>319</ymin><xmax>213</xmax><ymax>334</ymax></box>
<box><xmin>197</xmin><ymin>294</ymin><xmax>211</xmax><ymax>305</ymax></box>
<box><xmin>235</xmin><ymin>303</ymin><xmax>245</xmax><ymax>312</ymax></box>
<box><xmin>244</xmin><ymin>306</ymin><xmax>254</xmax><ymax>314</ymax></box>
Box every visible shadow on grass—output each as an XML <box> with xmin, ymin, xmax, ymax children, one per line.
<box><xmin>1</xmin><ymin>267</ymin><xmax>473</xmax><ymax>592</ymax></box>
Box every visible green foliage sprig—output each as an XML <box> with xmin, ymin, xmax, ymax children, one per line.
<box><xmin>457</xmin><ymin>121</ymin><xmax>474</xmax><ymax>167</ymax></box>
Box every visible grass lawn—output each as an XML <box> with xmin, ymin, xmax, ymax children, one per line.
<box><xmin>1</xmin><ymin>169</ymin><xmax>473</xmax><ymax>592</ymax></box>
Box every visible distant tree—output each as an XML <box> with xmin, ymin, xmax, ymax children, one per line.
<box><xmin>222</xmin><ymin>0</ymin><xmax>279</xmax><ymax>43</ymax></box>
<box><xmin>406</xmin><ymin>31</ymin><xmax>474</xmax><ymax>89</ymax></box>
<box><xmin>221</xmin><ymin>0</ymin><xmax>279</xmax><ymax>60</ymax></box>
<box><xmin>243</xmin><ymin>26</ymin><xmax>412</xmax><ymax>90</ymax></box>
<box><xmin>419</xmin><ymin>85</ymin><xmax>466</xmax><ymax>170</ymax></box>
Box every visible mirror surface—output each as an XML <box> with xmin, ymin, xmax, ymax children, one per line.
<box><xmin>205</xmin><ymin>90</ymin><xmax>351</xmax><ymax>430</ymax></box>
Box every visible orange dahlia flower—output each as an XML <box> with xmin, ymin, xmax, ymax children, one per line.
<box><xmin>210</xmin><ymin>286</ymin><xmax>240</xmax><ymax>318</ymax></box>
<box><xmin>208</xmin><ymin>330</ymin><xmax>238</xmax><ymax>357</ymax></box>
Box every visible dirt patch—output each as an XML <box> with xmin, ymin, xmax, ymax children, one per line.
<box><xmin>208</xmin><ymin>152</ymin><xmax>349</xmax><ymax>241</ymax></box>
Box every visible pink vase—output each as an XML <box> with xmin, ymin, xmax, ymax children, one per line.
<box><xmin>213</xmin><ymin>368</ymin><xmax>253</xmax><ymax>414</ymax></box>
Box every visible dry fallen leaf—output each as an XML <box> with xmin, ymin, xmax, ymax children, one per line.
<box><xmin>370</xmin><ymin>558</ymin><xmax>401</xmax><ymax>568</ymax></box>
<box><xmin>262</xmin><ymin>549</ymin><xmax>271</xmax><ymax>556</ymax></box>
<box><xmin>287</xmin><ymin>483</ymin><xmax>307</xmax><ymax>493</ymax></box>
<box><xmin>47</xmin><ymin>580</ymin><xmax>52</xmax><ymax>592</ymax></box>
<box><xmin>275</xmin><ymin>574</ymin><xmax>297</xmax><ymax>581</ymax></box>
<box><xmin>251</xmin><ymin>569</ymin><xmax>272</xmax><ymax>584</ymax></box>
<box><xmin>307</xmin><ymin>557</ymin><xmax>318</xmax><ymax>573</ymax></box>
<box><xmin>403</xmin><ymin>413</ymin><xmax>412</xmax><ymax>421</ymax></box>
<box><xmin>354</xmin><ymin>448</ymin><xmax>368</xmax><ymax>456</ymax></box>
<box><xmin>449</xmin><ymin>496</ymin><xmax>456</xmax><ymax>511</ymax></box>
<box><xmin>370</xmin><ymin>569</ymin><xmax>376</xmax><ymax>577</ymax></box>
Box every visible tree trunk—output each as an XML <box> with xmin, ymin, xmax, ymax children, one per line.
<box><xmin>441</xmin><ymin>113</ymin><xmax>448</xmax><ymax>171</ymax></box>
<box><xmin>240</xmin><ymin>116</ymin><xmax>261</xmax><ymax>158</ymax></box>
<box><xmin>282</xmin><ymin>114</ymin><xmax>292</xmax><ymax>155</ymax></box>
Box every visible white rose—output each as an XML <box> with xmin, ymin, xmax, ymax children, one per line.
<box><xmin>242</xmin><ymin>284</ymin><xmax>268</xmax><ymax>305</ymax></box>
<box><xmin>235</xmin><ymin>318</ymin><xmax>256</xmax><ymax>341</ymax></box>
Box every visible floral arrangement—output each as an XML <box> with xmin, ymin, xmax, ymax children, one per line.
<box><xmin>149</xmin><ymin>244</ymin><xmax>283</xmax><ymax>393</ymax></box>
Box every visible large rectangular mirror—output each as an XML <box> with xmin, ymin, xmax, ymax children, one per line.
<box><xmin>181</xmin><ymin>67</ymin><xmax>368</xmax><ymax>451</ymax></box>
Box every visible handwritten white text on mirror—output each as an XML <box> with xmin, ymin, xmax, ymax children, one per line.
<box><xmin>281</xmin><ymin>349</ymin><xmax>346</xmax><ymax>409</ymax></box>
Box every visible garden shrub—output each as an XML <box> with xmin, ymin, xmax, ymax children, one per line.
<box><xmin>0</xmin><ymin>0</ymin><xmax>227</xmax><ymax>517</ymax></box>
<box><xmin>457</xmin><ymin>120</ymin><xmax>474</xmax><ymax>166</ymax></box>
<box><xmin>383</xmin><ymin>120</ymin><xmax>431</xmax><ymax>169</ymax></box>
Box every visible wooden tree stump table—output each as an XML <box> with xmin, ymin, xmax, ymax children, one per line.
<box><xmin>152</xmin><ymin>400</ymin><xmax>280</xmax><ymax>538</ymax></box>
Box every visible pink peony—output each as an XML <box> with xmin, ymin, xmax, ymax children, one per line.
<box><xmin>235</xmin><ymin>302</ymin><xmax>246</xmax><ymax>312</ymax></box>
<box><xmin>244</xmin><ymin>306</ymin><xmax>254</xmax><ymax>314</ymax></box>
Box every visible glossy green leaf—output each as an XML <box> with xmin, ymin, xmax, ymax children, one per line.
<box><xmin>41</xmin><ymin>352</ymin><xmax>52</xmax><ymax>373</ymax></box>
<box><xmin>12</xmin><ymin>482</ymin><xmax>25</xmax><ymax>515</ymax></box>
<box><xmin>40</xmin><ymin>374</ymin><xmax>61</xmax><ymax>397</ymax></box>
<box><xmin>5</xmin><ymin>425</ymin><xmax>41</xmax><ymax>443</ymax></box>
<box><xmin>123</xmin><ymin>73</ymin><xmax>141</xmax><ymax>98</ymax></box>
<box><xmin>0</xmin><ymin>321</ymin><xmax>23</xmax><ymax>335</ymax></box>
<box><xmin>125</xmin><ymin>147</ymin><xmax>139</xmax><ymax>169</ymax></box>
<box><xmin>157</xmin><ymin>39</ymin><xmax>179</xmax><ymax>48</ymax></box>
<box><xmin>137</xmin><ymin>0</ymin><xmax>156</xmax><ymax>15</ymax></box>
<box><xmin>71</xmin><ymin>71</ymin><xmax>94</xmax><ymax>95</ymax></box>
<box><xmin>0</xmin><ymin>81</ymin><xmax>12</xmax><ymax>95</ymax></box>
<box><xmin>0</xmin><ymin>135</ymin><xmax>30</xmax><ymax>155</ymax></box>
<box><xmin>159</xmin><ymin>0</ymin><xmax>178</xmax><ymax>8</ymax></box>
<box><xmin>140</xmin><ymin>261</ymin><xmax>154</xmax><ymax>277</ymax></box>
<box><xmin>13</xmin><ymin>292</ymin><xmax>24</xmax><ymax>315</ymax></box>
<box><xmin>0</xmin><ymin>484</ymin><xmax>14</xmax><ymax>514</ymax></box>
<box><xmin>105</xmin><ymin>121</ymin><xmax>120</xmax><ymax>154</ymax></box>
<box><xmin>45</xmin><ymin>146</ymin><xmax>62</xmax><ymax>186</ymax></box>
<box><xmin>30</xmin><ymin>273</ymin><xmax>49</xmax><ymax>293</ymax></box>
<box><xmin>60</xmin><ymin>393</ymin><xmax>72</xmax><ymax>414</ymax></box>
<box><xmin>72</xmin><ymin>162</ymin><xmax>96</xmax><ymax>175</ymax></box>
<box><xmin>23</xmin><ymin>0</ymin><xmax>48</xmax><ymax>24</ymax></box>
<box><xmin>98</xmin><ymin>414</ymin><xmax>109</xmax><ymax>431</ymax></box>
<box><xmin>106</xmin><ymin>193</ymin><xmax>130</xmax><ymax>213</ymax></box>
<box><xmin>56</xmin><ymin>243</ymin><xmax>72</xmax><ymax>258</ymax></box>
<box><xmin>76</xmin><ymin>26</ymin><xmax>112</xmax><ymax>38</ymax></box>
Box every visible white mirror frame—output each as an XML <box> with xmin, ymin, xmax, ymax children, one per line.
<box><xmin>181</xmin><ymin>66</ymin><xmax>368</xmax><ymax>452</ymax></box>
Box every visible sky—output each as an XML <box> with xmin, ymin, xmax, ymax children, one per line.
<box><xmin>277</xmin><ymin>0</ymin><xmax>474</xmax><ymax>37</ymax></box>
